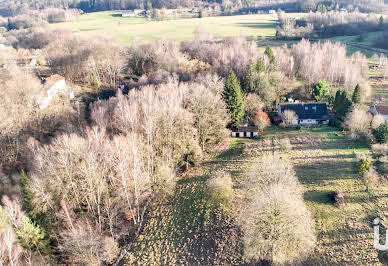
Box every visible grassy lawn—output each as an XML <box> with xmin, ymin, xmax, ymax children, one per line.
<box><xmin>124</xmin><ymin>138</ymin><xmax>248</xmax><ymax>265</ymax></box>
<box><xmin>124</xmin><ymin>126</ymin><xmax>387</xmax><ymax>265</ymax></box>
<box><xmin>50</xmin><ymin>11</ymin><xmax>283</xmax><ymax>44</ymax></box>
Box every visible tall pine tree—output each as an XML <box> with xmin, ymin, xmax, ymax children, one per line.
<box><xmin>333</xmin><ymin>90</ymin><xmax>352</xmax><ymax>119</ymax></box>
<box><xmin>352</xmin><ymin>84</ymin><xmax>361</xmax><ymax>104</ymax></box>
<box><xmin>241</xmin><ymin>62</ymin><xmax>256</xmax><ymax>93</ymax></box>
<box><xmin>224</xmin><ymin>70</ymin><xmax>245</xmax><ymax>127</ymax></box>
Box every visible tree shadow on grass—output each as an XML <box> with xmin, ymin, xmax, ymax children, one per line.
<box><xmin>295</xmin><ymin>159</ymin><xmax>356</xmax><ymax>184</ymax></box>
<box><xmin>128</xmin><ymin>172</ymin><xmax>244</xmax><ymax>265</ymax></box>
<box><xmin>234</xmin><ymin>22</ymin><xmax>277</xmax><ymax>29</ymax></box>
<box><xmin>215</xmin><ymin>139</ymin><xmax>248</xmax><ymax>161</ymax></box>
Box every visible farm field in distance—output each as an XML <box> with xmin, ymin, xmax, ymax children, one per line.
<box><xmin>50</xmin><ymin>11</ymin><xmax>285</xmax><ymax>43</ymax></box>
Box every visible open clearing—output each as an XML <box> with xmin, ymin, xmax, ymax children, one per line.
<box><xmin>50</xmin><ymin>11</ymin><xmax>281</xmax><ymax>44</ymax></box>
<box><xmin>125</xmin><ymin>126</ymin><xmax>387</xmax><ymax>265</ymax></box>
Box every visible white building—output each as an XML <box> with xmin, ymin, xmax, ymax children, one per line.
<box><xmin>231</xmin><ymin>127</ymin><xmax>259</xmax><ymax>138</ymax></box>
<box><xmin>33</xmin><ymin>74</ymin><xmax>74</xmax><ymax>109</ymax></box>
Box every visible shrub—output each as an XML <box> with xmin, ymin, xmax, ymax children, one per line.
<box><xmin>279</xmin><ymin>137</ymin><xmax>292</xmax><ymax>151</ymax></box>
<box><xmin>253</xmin><ymin>110</ymin><xmax>271</xmax><ymax>132</ymax></box>
<box><xmin>373</xmin><ymin>124</ymin><xmax>388</xmax><ymax>143</ymax></box>
<box><xmin>329</xmin><ymin>118</ymin><xmax>344</xmax><ymax>130</ymax></box>
<box><xmin>372</xmin><ymin>114</ymin><xmax>385</xmax><ymax>129</ymax></box>
<box><xmin>91</xmin><ymin>75</ymin><xmax>101</xmax><ymax>89</ymax></box>
<box><xmin>357</xmin><ymin>158</ymin><xmax>371</xmax><ymax>175</ymax></box>
<box><xmin>246</xmin><ymin>154</ymin><xmax>299</xmax><ymax>192</ymax></box>
<box><xmin>330</xmin><ymin>191</ymin><xmax>345</xmax><ymax>208</ymax></box>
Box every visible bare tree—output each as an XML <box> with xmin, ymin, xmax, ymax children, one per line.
<box><xmin>378</xmin><ymin>55</ymin><xmax>388</xmax><ymax>81</ymax></box>
<box><xmin>344</xmin><ymin>105</ymin><xmax>372</xmax><ymax>138</ymax></box>
<box><xmin>372</xmin><ymin>114</ymin><xmax>385</xmax><ymax>129</ymax></box>
<box><xmin>187</xmin><ymin>83</ymin><xmax>229</xmax><ymax>150</ymax></box>
<box><xmin>240</xmin><ymin>183</ymin><xmax>316</xmax><ymax>264</ymax></box>
<box><xmin>281</xmin><ymin>110</ymin><xmax>298</xmax><ymax>127</ymax></box>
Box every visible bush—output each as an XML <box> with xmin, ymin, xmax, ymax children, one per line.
<box><xmin>91</xmin><ymin>75</ymin><xmax>101</xmax><ymax>89</ymax></box>
<box><xmin>330</xmin><ymin>191</ymin><xmax>345</xmax><ymax>208</ymax></box>
<box><xmin>357</xmin><ymin>158</ymin><xmax>370</xmax><ymax>175</ymax></box>
<box><xmin>373</xmin><ymin>124</ymin><xmax>388</xmax><ymax>143</ymax></box>
<box><xmin>279</xmin><ymin>137</ymin><xmax>292</xmax><ymax>151</ymax></box>
<box><xmin>329</xmin><ymin>118</ymin><xmax>344</xmax><ymax>130</ymax></box>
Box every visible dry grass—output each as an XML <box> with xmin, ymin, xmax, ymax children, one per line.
<box><xmin>124</xmin><ymin>126</ymin><xmax>388</xmax><ymax>265</ymax></box>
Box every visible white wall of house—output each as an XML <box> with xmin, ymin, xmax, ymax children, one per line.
<box><xmin>299</xmin><ymin>119</ymin><xmax>318</xmax><ymax>125</ymax></box>
<box><xmin>231</xmin><ymin>131</ymin><xmax>258</xmax><ymax>138</ymax></box>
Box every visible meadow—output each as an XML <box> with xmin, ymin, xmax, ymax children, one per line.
<box><xmin>50</xmin><ymin>11</ymin><xmax>281</xmax><ymax>44</ymax></box>
<box><xmin>124</xmin><ymin>126</ymin><xmax>387</xmax><ymax>265</ymax></box>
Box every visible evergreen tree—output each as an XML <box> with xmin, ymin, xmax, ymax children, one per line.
<box><xmin>223</xmin><ymin>70</ymin><xmax>245</xmax><ymax>127</ymax></box>
<box><xmin>317</xmin><ymin>4</ymin><xmax>327</xmax><ymax>13</ymax></box>
<box><xmin>373</xmin><ymin>124</ymin><xmax>388</xmax><ymax>143</ymax></box>
<box><xmin>264</xmin><ymin>46</ymin><xmax>276</xmax><ymax>65</ymax></box>
<box><xmin>333</xmin><ymin>90</ymin><xmax>352</xmax><ymax>119</ymax></box>
<box><xmin>379</xmin><ymin>16</ymin><xmax>384</xmax><ymax>30</ymax></box>
<box><xmin>352</xmin><ymin>84</ymin><xmax>362</xmax><ymax>104</ymax></box>
<box><xmin>241</xmin><ymin>62</ymin><xmax>256</xmax><ymax>93</ymax></box>
<box><xmin>256</xmin><ymin>58</ymin><xmax>266</xmax><ymax>73</ymax></box>
<box><xmin>313</xmin><ymin>80</ymin><xmax>330</xmax><ymax>102</ymax></box>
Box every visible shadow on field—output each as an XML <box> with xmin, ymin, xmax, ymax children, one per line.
<box><xmin>235</xmin><ymin>22</ymin><xmax>277</xmax><ymax>29</ymax></box>
<box><xmin>127</xmin><ymin>162</ymin><xmax>244</xmax><ymax>265</ymax></box>
<box><xmin>295</xmin><ymin>158</ymin><xmax>356</xmax><ymax>184</ymax></box>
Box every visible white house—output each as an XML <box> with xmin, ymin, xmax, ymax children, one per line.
<box><xmin>121</xmin><ymin>11</ymin><xmax>135</xmax><ymax>17</ymax></box>
<box><xmin>33</xmin><ymin>74</ymin><xmax>74</xmax><ymax>109</ymax></box>
<box><xmin>278</xmin><ymin>102</ymin><xmax>330</xmax><ymax>126</ymax></box>
<box><xmin>371</xmin><ymin>105</ymin><xmax>388</xmax><ymax>121</ymax></box>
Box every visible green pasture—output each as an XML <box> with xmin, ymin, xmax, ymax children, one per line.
<box><xmin>50</xmin><ymin>11</ymin><xmax>283</xmax><ymax>44</ymax></box>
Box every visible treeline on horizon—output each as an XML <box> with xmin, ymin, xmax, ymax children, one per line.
<box><xmin>0</xmin><ymin>0</ymin><xmax>387</xmax><ymax>16</ymax></box>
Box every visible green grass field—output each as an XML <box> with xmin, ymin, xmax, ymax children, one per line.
<box><xmin>50</xmin><ymin>11</ymin><xmax>285</xmax><ymax>44</ymax></box>
<box><xmin>124</xmin><ymin>126</ymin><xmax>387</xmax><ymax>265</ymax></box>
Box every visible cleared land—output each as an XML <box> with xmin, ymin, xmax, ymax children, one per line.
<box><xmin>50</xmin><ymin>12</ymin><xmax>281</xmax><ymax>44</ymax></box>
<box><xmin>124</xmin><ymin>126</ymin><xmax>387</xmax><ymax>265</ymax></box>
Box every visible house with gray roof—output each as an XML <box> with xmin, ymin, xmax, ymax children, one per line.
<box><xmin>278</xmin><ymin>102</ymin><xmax>330</xmax><ymax>126</ymax></box>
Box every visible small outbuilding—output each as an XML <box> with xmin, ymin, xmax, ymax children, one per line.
<box><xmin>231</xmin><ymin>126</ymin><xmax>259</xmax><ymax>138</ymax></box>
<box><xmin>371</xmin><ymin>104</ymin><xmax>388</xmax><ymax>121</ymax></box>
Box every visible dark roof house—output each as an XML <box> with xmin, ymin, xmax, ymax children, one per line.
<box><xmin>278</xmin><ymin>102</ymin><xmax>330</xmax><ymax>125</ymax></box>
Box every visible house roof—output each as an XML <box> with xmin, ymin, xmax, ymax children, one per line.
<box><xmin>43</xmin><ymin>74</ymin><xmax>65</xmax><ymax>87</ymax></box>
<box><xmin>232</xmin><ymin>126</ymin><xmax>258</xmax><ymax>132</ymax></box>
<box><xmin>375</xmin><ymin>105</ymin><xmax>388</xmax><ymax>115</ymax></box>
<box><xmin>279</xmin><ymin>102</ymin><xmax>330</xmax><ymax>120</ymax></box>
